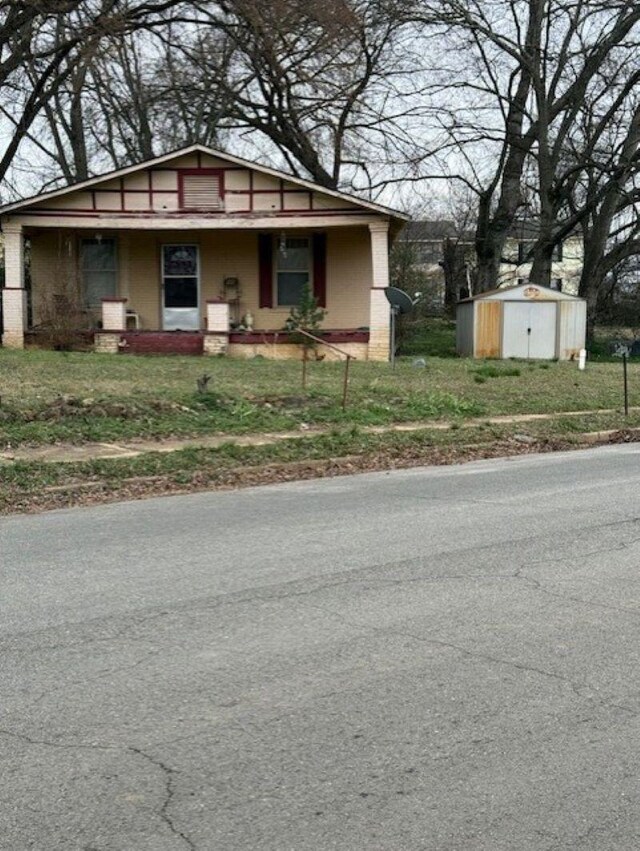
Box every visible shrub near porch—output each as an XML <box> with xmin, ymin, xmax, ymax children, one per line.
<box><xmin>0</xmin><ymin>349</ymin><xmax>638</xmax><ymax>448</ymax></box>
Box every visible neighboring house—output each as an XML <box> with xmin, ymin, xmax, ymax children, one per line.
<box><xmin>504</xmin><ymin>221</ymin><xmax>583</xmax><ymax>294</ymax></box>
<box><xmin>398</xmin><ymin>219</ymin><xmax>584</xmax><ymax>305</ymax></box>
<box><xmin>0</xmin><ymin>144</ymin><xmax>407</xmax><ymax>360</ymax></box>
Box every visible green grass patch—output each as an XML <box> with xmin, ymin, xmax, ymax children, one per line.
<box><xmin>398</xmin><ymin>317</ymin><xmax>457</xmax><ymax>357</ymax></box>
<box><xmin>471</xmin><ymin>363</ymin><xmax>522</xmax><ymax>379</ymax></box>
<box><xmin>0</xmin><ymin>346</ymin><xmax>639</xmax><ymax>448</ymax></box>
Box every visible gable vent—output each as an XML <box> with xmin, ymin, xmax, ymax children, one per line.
<box><xmin>180</xmin><ymin>172</ymin><xmax>223</xmax><ymax>210</ymax></box>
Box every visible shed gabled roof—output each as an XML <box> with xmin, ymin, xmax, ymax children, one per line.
<box><xmin>0</xmin><ymin>143</ymin><xmax>409</xmax><ymax>222</ymax></box>
<box><xmin>459</xmin><ymin>283</ymin><xmax>585</xmax><ymax>303</ymax></box>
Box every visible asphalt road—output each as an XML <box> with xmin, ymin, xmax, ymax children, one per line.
<box><xmin>3</xmin><ymin>445</ymin><xmax>640</xmax><ymax>851</ymax></box>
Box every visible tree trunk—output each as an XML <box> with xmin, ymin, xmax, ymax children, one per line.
<box><xmin>529</xmin><ymin>242</ymin><xmax>553</xmax><ymax>288</ymax></box>
<box><xmin>441</xmin><ymin>238</ymin><xmax>467</xmax><ymax>315</ymax></box>
<box><xmin>579</xmin><ymin>243</ymin><xmax>605</xmax><ymax>346</ymax></box>
<box><xmin>474</xmin><ymin>192</ymin><xmax>506</xmax><ymax>291</ymax></box>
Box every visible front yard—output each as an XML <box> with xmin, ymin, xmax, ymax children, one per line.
<box><xmin>0</xmin><ymin>348</ymin><xmax>638</xmax><ymax>447</ymax></box>
<box><xmin>2</xmin><ymin>347</ymin><xmax>640</xmax><ymax>513</ymax></box>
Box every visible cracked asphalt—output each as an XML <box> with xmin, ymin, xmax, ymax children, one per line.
<box><xmin>2</xmin><ymin>444</ymin><xmax>640</xmax><ymax>850</ymax></box>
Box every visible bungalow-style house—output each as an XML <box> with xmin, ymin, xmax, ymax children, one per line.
<box><xmin>0</xmin><ymin>144</ymin><xmax>407</xmax><ymax>360</ymax></box>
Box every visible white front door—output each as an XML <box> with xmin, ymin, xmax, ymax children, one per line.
<box><xmin>502</xmin><ymin>301</ymin><xmax>557</xmax><ymax>359</ymax></box>
<box><xmin>162</xmin><ymin>244</ymin><xmax>200</xmax><ymax>330</ymax></box>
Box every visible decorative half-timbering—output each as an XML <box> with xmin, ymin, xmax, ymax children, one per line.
<box><xmin>0</xmin><ymin>144</ymin><xmax>407</xmax><ymax>360</ymax></box>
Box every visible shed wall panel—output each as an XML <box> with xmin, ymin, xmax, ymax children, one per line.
<box><xmin>475</xmin><ymin>301</ymin><xmax>501</xmax><ymax>357</ymax></box>
<box><xmin>558</xmin><ymin>300</ymin><xmax>586</xmax><ymax>360</ymax></box>
<box><xmin>455</xmin><ymin>302</ymin><xmax>474</xmax><ymax>355</ymax></box>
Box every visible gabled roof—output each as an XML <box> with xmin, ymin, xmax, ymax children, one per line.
<box><xmin>399</xmin><ymin>219</ymin><xmax>474</xmax><ymax>242</ymax></box>
<box><xmin>400</xmin><ymin>218</ymin><xmax>580</xmax><ymax>243</ymax></box>
<box><xmin>459</xmin><ymin>283</ymin><xmax>585</xmax><ymax>303</ymax></box>
<box><xmin>0</xmin><ymin>143</ymin><xmax>409</xmax><ymax>222</ymax></box>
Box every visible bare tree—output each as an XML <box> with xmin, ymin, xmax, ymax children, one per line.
<box><xmin>165</xmin><ymin>0</ymin><xmax>421</xmax><ymax>190</ymax></box>
<box><xmin>412</xmin><ymin>0</ymin><xmax>640</xmax><ymax>299</ymax></box>
<box><xmin>0</xmin><ymin>0</ymin><xmax>191</xmax><ymax>197</ymax></box>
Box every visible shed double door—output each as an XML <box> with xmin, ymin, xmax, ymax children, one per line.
<box><xmin>502</xmin><ymin>301</ymin><xmax>557</xmax><ymax>359</ymax></box>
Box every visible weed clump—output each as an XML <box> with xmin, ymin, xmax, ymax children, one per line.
<box><xmin>471</xmin><ymin>363</ymin><xmax>521</xmax><ymax>379</ymax></box>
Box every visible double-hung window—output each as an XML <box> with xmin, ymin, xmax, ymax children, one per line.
<box><xmin>81</xmin><ymin>238</ymin><xmax>117</xmax><ymax>307</ymax></box>
<box><xmin>276</xmin><ymin>237</ymin><xmax>311</xmax><ymax>306</ymax></box>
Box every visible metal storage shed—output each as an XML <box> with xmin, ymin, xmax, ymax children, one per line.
<box><xmin>456</xmin><ymin>284</ymin><xmax>586</xmax><ymax>360</ymax></box>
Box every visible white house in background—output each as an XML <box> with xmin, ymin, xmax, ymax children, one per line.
<box><xmin>398</xmin><ymin>220</ymin><xmax>584</xmax><ymax>303</ymax></box>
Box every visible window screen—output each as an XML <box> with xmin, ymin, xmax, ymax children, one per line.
<box><xmin>276</xmin><ymin>237</ymin><xmax>311</xmax><ymax>306</ymax></box>
<box><xmin>81</xmin><ymin>238</ymin><xmax>117</xmax><ymax>307</ymax></box>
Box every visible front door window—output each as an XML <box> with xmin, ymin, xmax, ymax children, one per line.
<box><xmin>162</xmin><ymin>245</ymin><xmax>199</xmax><ymax>330</ymax></box>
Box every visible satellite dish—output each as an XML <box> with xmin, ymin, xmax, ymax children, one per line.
<box><xmin>385</xmin><ymin>286</ymin><xmax>414</xmax><ymax>315</ymax></box>
<box><xmin>384</xmin><ymin>287</ymin><xmax>416</xmax><ymax>368</ymax></box>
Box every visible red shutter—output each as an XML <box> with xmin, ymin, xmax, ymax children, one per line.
<box><xmin>312</xmin><ymin>232</ymin><xmax>327</xmax><ymax>307</ymax></box>
<box><xmin>258</xmin><ymin>234</ymin><xmax>273</xmax><ymax>308</ymax></box>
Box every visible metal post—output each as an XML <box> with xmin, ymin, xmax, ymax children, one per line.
<box><xmin>342</xmin><ymin>356</ymin><xmax>351</xmax><ymax>411</ymax></box>
<box><xmin>390</xmin><ymin>307</ymin><xmax>396</xmax><ymax>369</ymax></box>
<box><xmin>623</xmin><ymin>352</ymin><xmax>629</xmax><ymax>416</ymax></box>
<box><xmin>301</xmin><ymin>346</ymin><xmax>308</xmax><ymax>390</ymax></box>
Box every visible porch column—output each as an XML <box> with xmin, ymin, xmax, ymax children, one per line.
<box><xmin>367</xmin><ymin>221</ymin><xmax>391</xmax><ymax>361</ymax></box>
<box><xmin>1</xmin><ymin>223</ymin><xmax>26</xmax><ymax>349</ymax></box>
<box><xmin>95</xmin><ymin>297</ymin><xmax>127</xmax><ymax>354</ymax></box>
<box><xmin>101</xmin><ymin>297</ymin><xmax>127</xmax><ymax>331</ymax></box>
<box><xmin>204</xmin><ymin>299</ymin><xmax>230</xmax><ymax>355</ymax></box>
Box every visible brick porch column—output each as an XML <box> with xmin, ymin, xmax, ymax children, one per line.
<box><xmin>204</xmin><ymin>299</ymin><xmax>230</xmax><ymax>355</ymax></box>
<box><xmin>368</xmin><ymin>221</ymin><xmax>391</xmax><ymax>361</ymax></box>
<box><xmin>95</xmin><ymin>297</ymin><xmax>127</xmax><ymax>354</ymax></box>
<box><xmin>101</xmin><ymin>297</ymin><xmax>127</xmax><ymax>331</ymax></box>
<box><xmin>1</xmin><ymin>223</ymin><xmax>26</xmax><ymax>349</ymax></box>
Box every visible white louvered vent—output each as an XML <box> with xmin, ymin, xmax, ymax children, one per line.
<box><xmin>181</xmin><ymin>173</ymin><xmax>222</xmax><ymax>210</ymax></box>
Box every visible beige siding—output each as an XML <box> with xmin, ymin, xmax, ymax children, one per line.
<box><xmin>498</xmin><ymin>235</ymin><xmax>583</xmax><ymax>295</ymax></box>
<box><xmin>28</xmin><ymin>225</ymin><xmax>373</xmax><ymax>332</ymax></box>
<box><xmin>151</xmin><ymin>171</ymin><xmax>178</xmax><ymax>191</ymax></box>
<box><xmin>128</xmin><ymin>232</ymin><xmax>161</xmax><ymax>328</ymax></box>
<box><xmin>558</xmin><ymin>300</ymin><xmax>587</xmax><ymax>360</ymax></box>
<box><xmin>325</xmin><ymin>227</ymin><xmax>371</xmax><ymax>327</ymax></box>
<box><xmin>225</xmin><ymin>171</ymin><xmax>251</xmax><ymax>191</ymax></box>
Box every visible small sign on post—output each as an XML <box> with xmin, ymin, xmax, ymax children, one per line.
<box><xmin>613</xmin><ymin>343</ymin><xmax>631</xmax><ymax>416</ymax></box>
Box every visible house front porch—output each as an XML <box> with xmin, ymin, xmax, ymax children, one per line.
<box><xmin>2</xmin><ymin>221</ymin><xmax>391</xmax><ymax>361</ymax></box>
